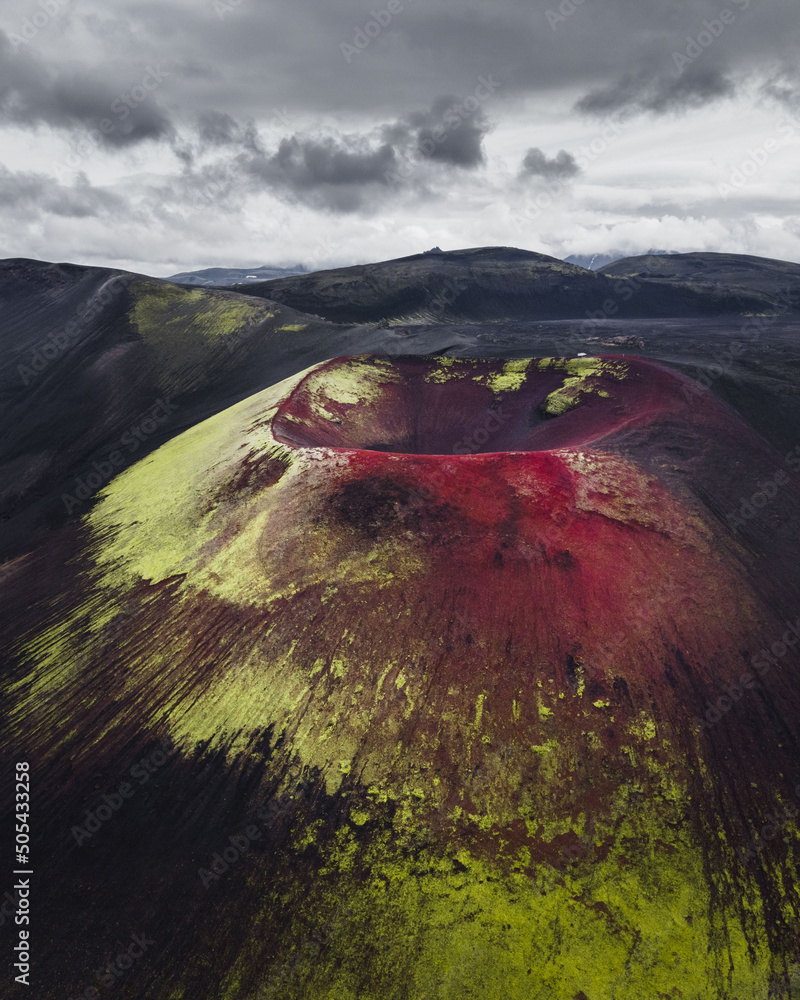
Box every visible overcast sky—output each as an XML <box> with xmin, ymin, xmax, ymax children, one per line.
<box><xmin>0</xmin><ymin>0</ymin><xmax>798</xmax><ymax>275</ymax></box>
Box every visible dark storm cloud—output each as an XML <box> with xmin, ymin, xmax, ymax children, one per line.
<box><xmin>228</xmin><ymin>92</ymin><xmax>494</xmax><ymax>212</ymax></box>
<box><xmin>77</xmin><ymin>0</ymin><xmax>793</xmax><ymax>122</ymax></box>
<box><xmin>259</xmin><ymin>135</ymin><xmax>397</xmax><ymax>187</ymax></box>
<box><xmin>575</xmin><ymin>64</ymin><xmax>735</xmax><ymax>117</ymax></box>
<box><xmin>392</xmin><ymin>95</ymin><xmax>492</xmax><ymax>168</ymax></box>
<box><xmin>0</xmin><ymin>30</ymin><xmax>173</xmax><ymax>146</ymax></box>
<box><xmin>197</xmin><ymin>111</ymin><xmax>241</xmax><ymax>147</ymax></box>
<box><xmin>243</xmin><ymin>134</ymin><xmax>398</xmax><ymax>212</ymax></box>
<box><xmin>761</xmin><ymin>67</ymin><xmax>800</xmax><ymax>112</ymax></box>
<box><xmin>520</xmin><ymin>148</ymin><xmax>580</xmax><ymax>180</ymax></box>
<box><xmin>4</xmin><ymin>0</ymin><xmax>797</xmax><ymax>146</ymax></box>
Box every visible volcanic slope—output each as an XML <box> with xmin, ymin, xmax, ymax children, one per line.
<box><xmin>233</xmin><ymin>245</ymin><xmax>785</xmax><ymax>324</ymax></box>
<box><xmin>4</xmin><ymin>251</ymin><xmax>800</xmax><ymax>559</ymax></box>
<box><xmin>0</xmin><ymin>258</ymin><xmax>422</xmax><ymax>555</ymax></box>
<box><xmin>3</xmin><ymin>354</ymin><xmax>800</xmax><ymax>1000</ymax></box>
<box><xmin>600</xmin><ymin>251</ymin><xmax>800</xmax><ymax>314</ymax></box>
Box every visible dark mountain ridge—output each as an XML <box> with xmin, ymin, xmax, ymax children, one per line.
<box><xmin>600</xmin><ymin>251</ymin><xmax>800</xmax><ymax>314</ymax></box>
<box><xmin>232</xmin><ymin>245</ymin><xmax>788</xmax><ymax>325</ymax></box>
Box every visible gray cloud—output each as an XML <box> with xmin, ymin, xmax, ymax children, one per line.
<box><xmin>50</xmin><ymin>0</ymin><xmax>798</xmax><ymax>120</ymax></box>
<box><xmin>2</xmin><ymin>1</ymin><xmax>795</xmax><ymax>147</ymax></box>
<box><xmin>520</xmin><ymin>148</ymin><xmax>580</xmax><ymax>179</ymax></box>
<box><xmin>197</xmin><ymin>111</ymin><xmax>242</xmax><ymax>147</ymax></box>
<box><xmin>219</xmin><ymin>94</ymin><xmax>494</xmax><ymax>212</ymax></box>
<box><xmin>397</xmin><ymin>95</ymin><xmax>491</xmax><ymax>168</ymax></box>
<box><xmin>243</xmin><ymin>134</ymin><xmax>398</xmax><ymax>212</ymax></box>
<box><xmin>574</xmin><ymin>63</ymin><xmax>734</xmax><ymax>117</ymax></box>
<box><xmin>3</xmin><ymin>0</ymin><xmax>797</xmax><ymax>130</ymax></box>
<box><xmin>0</xmin><ymin>166</ymin><xmax>123</xmax><ymax>219</ymax></box>
<box><xmin>760</xmin><ymin>67</ymin><xmax>800</xmax><ymax>113</ymax></box>
<box><xmin>0</xmin><ymin>30</ymin><xmax>173</xmax><ymax>147</ymax></box>
<box><xmin>196</xmin><ymin>110</ymin><xmax>261</xmax><ymax>153</ymax></box>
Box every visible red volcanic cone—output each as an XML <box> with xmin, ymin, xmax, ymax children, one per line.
<box><xmin>4</xmin><ymin>354</ymin><xmax>800</xmax><ymax>999</ymax></box>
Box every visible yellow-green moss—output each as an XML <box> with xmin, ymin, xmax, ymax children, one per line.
<box><xmin>216</xmin><ymin>793</ymin><xmax>781</xmax><ymax>1000</ymax></box>
<box><xmin>125</xmin><ymin>279</ymin><xmax>277</xmax><ymax>395</ymax></box>
<box><xmin>537</xmin><ymin>357</ymin><xmax>631</xmax><ymax>416</ymax></box>
<box><xmin>424</xmin><ymin>357</ymin><xmax>476</xmax><ymax>383</ymax></box>
<box><xmin>484</xmin><ymin>358</ymin><xmax>533</xmax><ymax>394</ymax></box>
<box><xmin>131</xmin><ymin>280</ymin><xmax>273</xmax><ymax>346</ymax></box>
<box><xmin>305</xmin><ymin>357</ymin><xmax>402</xmax><ymax>408</ymax></box>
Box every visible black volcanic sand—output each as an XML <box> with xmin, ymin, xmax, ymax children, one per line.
<box><xmin>1</xmin><ymin>250</ymin><xmax>800</xmax><ymax>999</ymax></box>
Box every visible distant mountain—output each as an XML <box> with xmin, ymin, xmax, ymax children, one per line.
<box><xmin>563</xmin><ymin>253</ymin><xmax>622</xmax><ymax>270</ymax></box>
<box><xmin>165</xmin><ymin>263</ymin><xmax>310</xmax><ymax>286</ymax></box>
<box><xmin>235</xmin><ymin>245</ymin><xmax>780</xmax><ymax>325</ymax></box>
<box><xmin>564</xmin><ymin>250</ymin><xmax>675</xmax><ymax>270</ymax></box>
<box><xmin>599</xmin><ymin>252</ymin><xmax>800</xmax><ymax>312</ymax></box>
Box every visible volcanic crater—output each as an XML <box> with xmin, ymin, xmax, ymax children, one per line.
<box><xmin>4</xmin><ymin>348</ymin><xmax>800</xmax><ymax>999</ymax></box>
<box><xmin>271</xmin><ymin>354</ymin><xmax>683</xmax><ymax>455</ymax></box>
